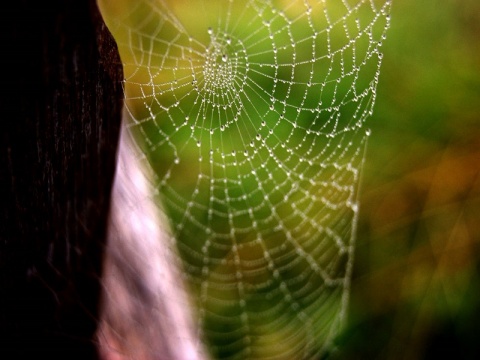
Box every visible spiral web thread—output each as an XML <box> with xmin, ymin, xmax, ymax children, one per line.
<box><xmin>105</xmin><ymin>0</ymin><xmax>391</xmax><ymax>358</ymax></box>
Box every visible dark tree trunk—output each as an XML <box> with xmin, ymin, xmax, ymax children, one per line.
<box><xmin>0</xmin><ymin>0</ymin><xmax>123</xmax><ymax>358</ymax></box>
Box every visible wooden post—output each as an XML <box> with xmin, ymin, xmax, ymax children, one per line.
<box><xmin>0</xmin><ymin>0</ymin><xmax>123</xmax><ymax>357</ymax></box>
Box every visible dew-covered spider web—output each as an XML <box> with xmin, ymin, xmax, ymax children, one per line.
<box><xmin>101</xmin><ymin>0</ymin><xmax>391</xmax><ymax>358</ymax></box>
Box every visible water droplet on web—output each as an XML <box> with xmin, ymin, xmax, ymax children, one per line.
<box><xmin>261</xmin><ymin>120</ymin><xmax>266</xmax><ymax>127</ymax></box>
<box><xmin>222</xmin><ymin>54</ymin><xmax>228</xmax><ymax>62</ymax></box>
<box><xmin>207</xmin><ymin>27</ymin><xmax>213</xmax><ymax>35</ymax></box>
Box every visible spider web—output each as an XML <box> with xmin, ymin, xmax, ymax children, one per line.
<box><xmin>102</xmin><ymin>0</ymin><xmax>391</xmax><ymax>358</ymax></box>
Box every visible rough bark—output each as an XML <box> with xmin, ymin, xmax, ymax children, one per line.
<box><xmin>0</xmin><ymin>0</ymin><xmax>123</xmax><ymax>357</ymax></box>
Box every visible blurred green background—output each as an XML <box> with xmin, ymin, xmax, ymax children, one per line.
<box><xmin>99</xmin><ymin>0</ymin><xmax>480</xmax><ymax>358</ymax></box>
<box><xmin>341</xmin><ymin>0</ymin><xmax>480</xmax><ymax>358</ymax></box>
